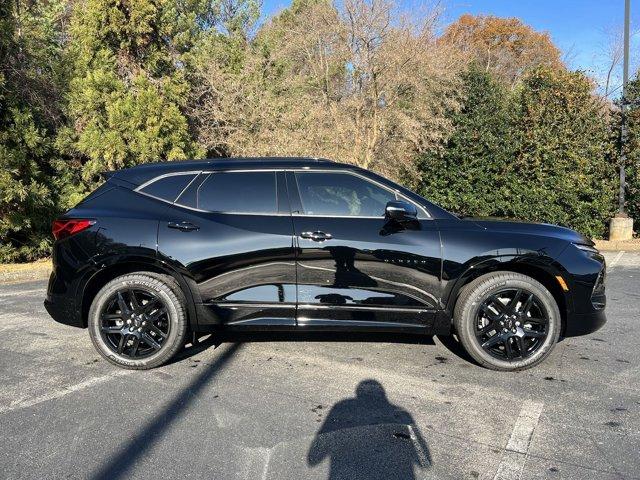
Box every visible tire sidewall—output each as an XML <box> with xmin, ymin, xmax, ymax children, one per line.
<box><xmin>457</xmin><ymin>274</ymin><xmax>561</xmax><ymax>371</ymax></box>
<box><xmin>88</xmin><ymin>275</ymin><xmax>185</xmax><ymax>369</ymax></box>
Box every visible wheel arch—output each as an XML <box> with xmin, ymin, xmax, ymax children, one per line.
<box><xmin>79</xmin><ymin>257</ymin><xmax>199</xmax><ymax>329</ymax></box>
<box><xmin>446</xmin><ymin>257</ymin><xmax>571</xmax><ymax>334</ymax></box>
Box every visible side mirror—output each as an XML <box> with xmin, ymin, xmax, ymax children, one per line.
<box><xmin>385</xmin><ymin>200</ymin><xmax>417</xmax><ymax>222</ymax></box>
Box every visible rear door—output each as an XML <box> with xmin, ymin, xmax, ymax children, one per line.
<box><xmin>288</xmin><ymin>170</ymin><xmax>442</xmax><ymax>331</ymax></box>
<box><xmin>155</xmin><ymin>170</ymin><xmax>297</xmax><ymax>327</ymax></box>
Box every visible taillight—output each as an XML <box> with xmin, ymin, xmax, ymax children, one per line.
<box><xmin>52</xmin><ymin>219</ymin><xmax>95</xmax><ymax>240</ymax></box>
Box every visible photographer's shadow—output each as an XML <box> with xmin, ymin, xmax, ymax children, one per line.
<box><xmin>307</xmin><ymin>379</ymin><xmax>431</xmax><ymax>480</ymax></box>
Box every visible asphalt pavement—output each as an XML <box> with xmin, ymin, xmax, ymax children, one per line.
<box><xmin>0</xmin><ymin>251</ymin><xmax>638</xmax><ymax>480</ymax></box>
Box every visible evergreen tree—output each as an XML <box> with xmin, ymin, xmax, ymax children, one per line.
<box><xmin>58</xmin><ymin>0</ymin><xmax>208</xmax><ymax>204</ymax></box>
<box><xmin>418</xmin><ymin>66</ymin><xmax>616</xmax><ymax>238</ymax></box>
<box><xmin>621</xmin><ymin>74</ymin><xmax>640</xmax><ymax>229</ymax></box>
<box><xmin>417</xmin><ymin>66</ymin><xmax>513</xmax><ymax>217</ymax></box>
<box><xmin>505</xmin><ymin>67</ymin><xmax>616</xmax><ymax>237</ymax></box>
<box><xmin>0</xmin><ymin>0</ymin><xmax>66</xmax><ymax>262</ymax></box>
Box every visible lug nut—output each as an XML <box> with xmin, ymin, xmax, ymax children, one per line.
<box><xmin>515</xmin><ymin>321</ymin><xmax>521</xmax><ymax>327</ymax></box>
<box><xmin>126</xmin><ymin>319</ymin><xmax>131</xmax><ymax>324</ymax></box>
<box><xmin>141</xmin><ymin>321</ymin><xmax>146</xmax><ymax>326</ymax></box>
<box><xmin>138</xmin><ymin>327</ymin><xmax>143</xmax><ymax>332</ymax></box>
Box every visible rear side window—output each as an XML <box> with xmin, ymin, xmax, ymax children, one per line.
<box><xmin>140</xmin><ymin>174</ymin><xmax>197</xmax><ymax>202</ymax></box>
<box><xmin>198</xmin><ymin>171</ymin><xmax>277</xmax><ymax>214</ymax></box>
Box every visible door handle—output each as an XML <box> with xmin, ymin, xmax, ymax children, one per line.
<box><xmin>300</xmin><ymin>231</ymin><xmax>332</xmax><ymax>242</ymax></box>
<box><xmin>168</xmin><ymin>221</ymin><xmax>200</xmax><ymax>232</ymax></box>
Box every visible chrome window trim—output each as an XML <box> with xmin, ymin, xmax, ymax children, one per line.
<box><xmin>133</xmin><ymin>167</ymin><xmax>432</xmax><ymax>218</ymax></box>
<box><xmin>135</xmin><ymin>171</ymin><xmax>202</xmax><ymax>192</ymax></box>
<box><xmin>297</xmin><ymin>303</ymin><xmax>431</xmax><ymax>312</ymax></box>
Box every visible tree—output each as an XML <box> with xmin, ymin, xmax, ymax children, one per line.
<box><xmin>620</xmin><ymin>73</ymin><xmax>640</xmax><ymax>226</ymax></box>
<box><xmin>442</xmin><ymin>14</ymin><xmax>563</xmax><ymax>86</ymax></box>
<box><xmin>0</xmin><ymin>0</ymin><xmax>67</xmax><ymax>262</ymax></box>
<box><xmin>417</xmin><ymin>66</ymin><xmax>513</xmax><ymax>217</ymax></box>
<box><xmin>57</xmin><ymin>0</ymin><xmax>209</xmax><ymax>204</ymax></box>
<box><xmin>191</xmin><ymin>0</ymin><xmax>462</xmax><ymax>180</ymax></box>
<box><xmin>505</xmin><ymin>68</ymin><xmax>616</xmax><ymax>237</ymax></box>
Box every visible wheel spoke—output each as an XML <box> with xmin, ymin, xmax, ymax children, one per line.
<box><xmin>504</xmin><ymin>338</ymin><xmax>516</xmax><ymax>359</ymax></box>
<box><xmin>101</xmin><ymin>325</ymin><xmax>122</xmax><ymax>333</ymax></box>
<box><xmin>520</xmin><ymin>293</ymin><xmax>535</xmax><ymax>316</ymax></box>
<box><xmin>117</xmin><ymin>334</ymin><xmax>127</xmax><ymax>354</ymax></box>
<box><xmin>525</xmin><ymin>317</ymin><xmax>547</xmax><ymax>325</ymax></box>
<box><xmin>117</xmin><ymin>291</ymin><xmax>130</xmax><ymax>316</ymax></box>
<box><xmin>478</xmin><ymin>321</ymin><xmax>499</xmax><ymax>336</ymax></box>
<box><xmin>487</xmin><ymin>295</ymin><xmax>506</xmax><ymax>315</ymax></box>
<box><xmin>102</xmin><ymin>313</ymin><xmax>122</xmax><ymax>321</ymax></box>
<box><xmin>130</xmin><ymin>336</ymin><xmax>140</xmax><ymax>357</ymax></box>
<box><xmin>142</xmin><ymin>332</ymin><xmax>162</xmax><ymax>351</ymax></box>
<box><xmin>148</xmin><ymin>307</ymin><xmax>167</xmax><ymax>323</ymax></box>
<box><xmin>480</xmin><ymin>304</ymin><xmax>500</xmax><ymax>322</ymax></box>
<box><xmin>504</xmin><ymin>289</ymin><xmax>522</xmax><ymax>315</ymax></box>
<box><xmin>142</xmin><ymin>298</ymin><xmax>161</xmax><ymax>314</ymax></box>
<box><xmin>482</xmin><ymin>334</ymin><xmax>503</xmax><ymax>349</ymax></box>
<box><xmin>148</xmin><ymin>324</ymin><xmax>166</xmax><ymax>340</ymax></box>
<box><xmin>514</xmin><ymin>336</ymin><xmax>526</xmax><ymax>357</ymax></box>
<box><xmin>129</xmin><ymin>289</ymin><xmax>141</xmax><ymax>312</ymax></box>
<box><xmin>523</xmin><ymin>328</ymin><xmax>546</xmax><ymax>339</ymax></box>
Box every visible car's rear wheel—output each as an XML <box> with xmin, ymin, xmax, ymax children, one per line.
<box><xmin>454</xmin><ymin>272</ymin><xmax>561</xmax><ymax>371</ymax></box>
<box><xmin>88</xmin><ymin>273</ymin><xmax>187</xmax><ymax>369</ymax></box>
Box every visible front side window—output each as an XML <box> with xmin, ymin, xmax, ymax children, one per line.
<box><xmin>295</xmin><ymin>172</ymin><xmax>396</xmax><ymax>217</ymax></box>
<box><xmin>197</xmin><ymin>171</ymin><xmax>277</xmax><ymax>214</ymax></box>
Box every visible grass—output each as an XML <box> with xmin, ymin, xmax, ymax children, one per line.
<box><xmin>0</xmin><ymin>258</ymin><xmax>52</xmax><ymax>284</ymax></box>
<box><xmin>0</xmin><ymin>258</ymin><xmax>52</xmax><ymax>274</ymax></box>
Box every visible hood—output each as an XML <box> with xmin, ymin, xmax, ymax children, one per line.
<box><xmin>464</xmin><ymin>217</ymin><xmax>593</xmax><ymax>245</ymax></box>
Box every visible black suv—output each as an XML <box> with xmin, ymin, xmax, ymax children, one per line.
<box><xmin>45</xmin><ymin>157</ymin><xmax>606</xmax><ymax>371</ymax></box>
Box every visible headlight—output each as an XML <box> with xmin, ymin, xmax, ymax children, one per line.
<box><xmin>573</xmin><ymin>243</ymin><xmax>599</xmax><ymax>254</ymax></box>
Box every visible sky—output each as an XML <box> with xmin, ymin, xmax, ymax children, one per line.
<box><xmin>260</xmin><ymin>0</ymin><xmax>640</xmax><ymax>96</ymax></box>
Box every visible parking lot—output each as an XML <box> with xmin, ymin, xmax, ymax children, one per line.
<box><xmin>0</xmin><ymin>252</ymin><xmax>638</xmax><ymax>480</ymax></box>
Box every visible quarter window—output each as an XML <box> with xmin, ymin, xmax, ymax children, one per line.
<box><xmin>295</xmin><ymin>172</ymin><xmax>396</xmax><ymax>217</ymax></box>
<box><xmin>198</xmin><ymin>171</ymin><xmax>277</xmax><ymax>214</ymax></box>
<box><xmin>140</xmin><ymin>174</ymin><xmax>196</xmax><ymax>202</ymax></box>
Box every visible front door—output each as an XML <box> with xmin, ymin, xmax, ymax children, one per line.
<box><xmin>287</xmin><ymin>170</ymin><xmax>442</xmax><ymax>331</ymax></box>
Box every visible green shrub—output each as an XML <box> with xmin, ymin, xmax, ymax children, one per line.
<box><xmin>417</xmin><ymin>66</ymin><xmax>617</xmax><ymax>238</ymax></box>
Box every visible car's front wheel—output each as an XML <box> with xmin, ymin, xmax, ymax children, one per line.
<box><xmin>454</xmin><ymin>272</ymin><xmax>561</xmax><ymax>371</ymax></box>
<box><xmin>88</xmin><ymin>273</ymin><xmax>187</xmax><ymax>369</ymax></box>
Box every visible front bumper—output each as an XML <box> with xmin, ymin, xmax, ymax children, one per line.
<box><xmin>564</xmin><ymin>309</ymin><xmax>607</xmax><ymax>336</ymax></box>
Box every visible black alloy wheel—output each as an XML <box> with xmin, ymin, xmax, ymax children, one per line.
<box><xmin>454</xmin><ymin>271</ymin><xmax>561</xmax><ymax>371</ymax></box>
<box><xmin>474</xmin><ymin>288</ymin><xmax>548</xmax><ymax>361</ymax></box>
<box><xmin>88</xmin><ymin>273</ymin><xmax>187</xmax><ymax>369</ymax></box>
<box><xmin>99</xmin><ymin>288</ymin><xmax>170</xmax><ymax>359</ymax></box>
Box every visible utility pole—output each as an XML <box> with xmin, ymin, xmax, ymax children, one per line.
<box><xmin>611</xmin><ymin>0</ymin><xmax>635</xmax><ymax>240</ymax></box>
<box><xmin>620</xmin><ymin>0</ymin><xmax>630</xmax><ymax>214</ymax></box>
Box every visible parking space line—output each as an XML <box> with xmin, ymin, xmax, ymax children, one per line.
<box><xmin>609</xmin><ymin>251</ymin><xmax>625</xmax><ymax>270</ymax></box>
<box><xmin>408</xmin><ymin>424</ymin><xmax>431</xmax><ymax>467</ymax></box>
<box><xmin>493</xmin><ymin>400</ymin><xmax>544</xmax><ymax>480</ymax></box>
<box><xmin>0</xmin><ymin>370</ymin><xmax>131</xmax><ymax>415</ymax></box>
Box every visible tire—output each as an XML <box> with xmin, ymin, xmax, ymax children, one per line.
<box><xmin>88</xmin><ymin>273</ymin><xmax>188</xmax><ymax>369</ymax></box>
<box><xmin>453</xmin><ymin>272</ymin><xmax>561</xmax><ymax>371</ymax></box>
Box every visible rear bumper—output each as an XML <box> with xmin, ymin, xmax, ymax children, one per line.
<box><xmin>44</xmin><ymin>272</ymin><xmax>84</xmax><ymax>328</ymax></box>
<box><xmin>564</xmin><ymin>309</ymin><xmax>607</xmax><ymax>336</ymax></box>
